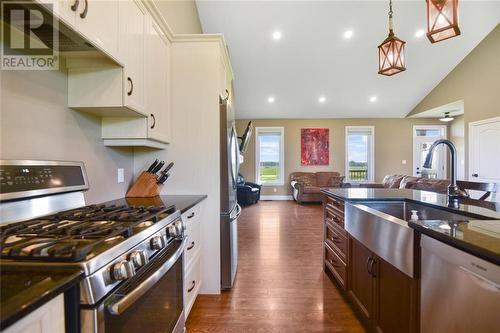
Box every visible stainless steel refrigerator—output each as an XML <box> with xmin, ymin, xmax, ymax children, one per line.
<box><xmin>220</xmin><ymin>94</ymin><xmax>241</xmax><ymax>290</ymax></box>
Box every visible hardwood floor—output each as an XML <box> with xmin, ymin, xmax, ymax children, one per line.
<box><xmin>186</xmin><ymin>201</ymin><xmax>365</xmax><ymax>333</ymax></box>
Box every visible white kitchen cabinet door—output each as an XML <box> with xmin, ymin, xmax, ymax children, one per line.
<box><xmin>120</xmin><ymin>0</ymin><xmax>146</xmax><ymax>114</ymax></box>
<box><xmin>145</xmin><ymin>18</ymin><xmax>171</xmax><ymax>143</ymax></box>
<box><xmin>3</xmin><ymin>295</ymin><xmax>65</xmax><ymax>333</ymax></box>
<box><xmin>75</xmin><ymin>0</ymin><xmax>120</xmax><ymax>58</ymax></box>
<box><xmin>53</xmin><ymin>0</ymin><xmax>77</xmax><ymax>27</ymax></box>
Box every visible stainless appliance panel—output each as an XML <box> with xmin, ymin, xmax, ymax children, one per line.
<box><xmin>345</xmin><ymin>202</ymin><xmax>414</xmax><ymax>277</ymax></box>
<box><xmin>221</xmin><ymin>204</ymin><xmax>241</xmax><ymax>289</ymax></box>
<box><xmin>0</xmin><ymin>160</ymin><xmax>89</xmax><ymax>202</ymax></box>
<box><xmin>82</xmin><ymin>238</ymin><xmax>186</xmax><ymax>333</ymax></box>
<box><xmin>420</xmin><ymin>235</ymin><xmax>500</xmax><ymax>333</ymax></box>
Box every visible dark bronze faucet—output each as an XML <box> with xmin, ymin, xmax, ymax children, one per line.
<box><xmin>423</xmin><ymin>139</ymin><xmax>468</xmax><ymax>207</ymax></box>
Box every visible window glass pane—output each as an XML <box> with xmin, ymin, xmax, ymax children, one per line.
<box><xmin>257</xmin><ymin>129</ymin><xmax>283</xmax><ymax>184</ymax></box>
<box><xmin>416</xmin><ymin>129</ymin><xmax>442</xmax><ymax>137</ymax></box>
<box><xmin>346</xmin><ymin>128</ymin><xmax>373</xmax><ymax>182</ymax></box>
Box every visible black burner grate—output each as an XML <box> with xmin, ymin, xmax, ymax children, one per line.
<box><xmin>0</xmin><ymin>204</ymin><xmax>175</xmax><ymax>262</ymax></box>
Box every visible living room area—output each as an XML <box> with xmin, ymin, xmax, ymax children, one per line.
<box><xmin>234</xmin><ymin>25</ymin><xmax>499</xmax><ymax>205</ymax></box>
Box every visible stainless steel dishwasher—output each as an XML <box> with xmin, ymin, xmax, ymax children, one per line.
<box><xmin>420</xmin><ymin>235</ymin><xmax>500</xmax><ymax>333</ymax></box>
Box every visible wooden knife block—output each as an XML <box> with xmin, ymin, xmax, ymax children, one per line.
<box><xmin>126</xmin><ymin>172</ymin><xmax>160</xmax><ymax>198</ymax></box>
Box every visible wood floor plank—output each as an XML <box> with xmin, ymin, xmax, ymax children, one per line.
<box><xmin>186</xmin><ymin>201</ymin><xmax>365</xmax><ymax>333</ymax></box>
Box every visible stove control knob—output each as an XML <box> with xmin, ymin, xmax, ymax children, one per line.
<box><xmin>150</xmin><ymin>235</ymin><xmax>165</xmax><ymax>250</ymax></box>
<box><xmin>110</xmin><ymin>260</ymin><xmax>133</xmax><ymax>281</ymax></box>
<box><xmin>129</xmin><ymin>250</ymin><xmax>148</xmax><ymax>268</ymax></box>
<box><xmin>167</xmin><ymin>224</ymin><xmax>178</xmax><ymax>238</ymax></box>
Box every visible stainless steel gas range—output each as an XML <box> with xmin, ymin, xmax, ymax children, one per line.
<box><xmin>0</xmin><ymin>160</ymin><xmax>186</xmax><ymax>333</ymax></box>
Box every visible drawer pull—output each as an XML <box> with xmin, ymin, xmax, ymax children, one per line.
<box><xmin>127</xmin><ymin>77</ymin><xmax>134</xmax><ymax>96</ymax></box>
<box><xmin>187</xmin><ymin>241</ymin><xmax>195</xmax><ymax>251</ymax></box>
<box><xmin>187</xmin><ymin>280</ymin><xmax>196</xmax><ymax>293</ymax></box>
<box><xmin>187</xmin><ymin>212</ymin><xmax>195</xmax><ymax>219</ymax></box>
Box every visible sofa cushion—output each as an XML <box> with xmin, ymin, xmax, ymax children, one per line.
<box><xmin>408</xmin><ymin>178</ymin><xmax>449</xmax><ymax>193</ymax></box>
<box><xmin>291</xmin><ymin>173</ymin><xmax>317</xmax><ymax>186</ymax></box>
<box><xmin>316</xmin><ymin>172</ymin><xmax>340</xmax><ymax>187</ymax></box>
<box><xmin>327</xmin><ymin>176</ymin><xmax>345</xmax><ymax>187</ymax></box>
<box><xmin>303</xmin><ymin>186</ymin><xmax>321</xmax><ymax>194</ymax></box>
<box><xmin>381</xmin><ymin>174</ymin><xmax>407</xmax><ymax>188</ymax></box>
<box><xmin>399</xmin><ymin>176</ymin><xmax>420</xmax><ymax>189</ymax></box>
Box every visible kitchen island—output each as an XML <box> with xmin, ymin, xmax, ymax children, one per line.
<box><xmin>321</xmin><ymin>187</ymin><xmax>500</xmax><ymax>333</ymax></box>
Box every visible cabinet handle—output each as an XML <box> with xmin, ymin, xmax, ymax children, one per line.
<box><xmin>367</xmin><ymin>257</ymin><xmax>376</xmax><ymax>277</ymax></box>
<box><xmin>80</xmin><ymin>0</ymin><xmax>88</xmax><ymax>18</ymax></box>
<box><xmin>187</xmin><ymin>280</ymin><xmax>196</xmax><ymax>293</ymax></box>
<box><xmin>472</xmin><ymin>173</ymin><xmax>479</xmax><ymax>177</ymax></box>
<box><xmin>150</xmin><ymin>114</ymin><xmax>156</xmax><ymax>129</ymax></box>
<box><xmin>187</xmin><ymin>212</ymin><xmax>195</xmax><ymax>219</ymax></box>
<box><xmin>187</xmin><ymin>241</ymin><xmax>195</xmax><ymax>251</ymax></box>
<box><xmin>366</xmin><ymin>257</ymin><xmax>373</xmax><ymax>275</ymax></box>
<box><xmin>70</xmin><ymin>0</ymin><xmax>79</xmax><ymax>12</ymax></box>
<box><xmin>127</xmin><ymin>77</ymin><xmax>134</xmax><ymax>96</ymax></box>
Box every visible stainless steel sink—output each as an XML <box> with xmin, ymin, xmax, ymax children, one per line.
<box><xmin>344</xmin><ymin>201</ymin><xmax>473</xmax><ymax>278</ymax></box>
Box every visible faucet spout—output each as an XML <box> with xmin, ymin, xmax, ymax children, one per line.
<box><xmin>423</xmin><ymin>139</ymin><xmax>468</xmax><ymax>206</ymax></box>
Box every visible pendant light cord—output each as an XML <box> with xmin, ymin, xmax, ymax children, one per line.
<box><xmin>388</xmin><ymin>0</ymin><xmax>394</xmax><ymax>33</ymax></box>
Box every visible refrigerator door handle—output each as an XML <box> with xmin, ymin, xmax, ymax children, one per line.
<box><xmin>232</xmin><ymin>204</ymin><xmax>242</xmax><ymax>220</ymax></box>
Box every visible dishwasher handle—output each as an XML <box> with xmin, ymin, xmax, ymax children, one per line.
<box><xmin>459</xmin><ymin>266</ymin><xmax>500</xmax><ymax>292</ymax></box>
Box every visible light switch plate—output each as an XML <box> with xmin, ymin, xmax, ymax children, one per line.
<box><xmin>402</xmin><ymin>160</ymin><xmax>407</xmax><ymax>165</ymax></box>
<box><xmin>117</xmin><ymin>168</ymin><xmax>124</xmax><ymax>183</ymax></box>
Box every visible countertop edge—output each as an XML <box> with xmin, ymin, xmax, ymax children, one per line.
<box><xmin>0</xmin><ymin>270</ymin><xmax>83</xmax><ymax>330</ymax></box>
<box><xmin>408</xmin><ymin>222</ymin><xmax>500</xmax><ymax>266</ymax></box>
<box><xmin>177</xmin><ymin>195</ymin><xmax>207</xmax><ymax>214</ymax></box>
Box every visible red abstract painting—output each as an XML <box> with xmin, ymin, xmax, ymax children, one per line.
<box><xmin>301</xmin><ymin>128</ymin><xmax>329</xmax><ymax>166</ymax></box>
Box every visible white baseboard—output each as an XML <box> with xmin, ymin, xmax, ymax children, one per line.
<box><xmin>260</xmin><ymin>195</ymin><xmax>293</xmax><ymax>201</ymax></box>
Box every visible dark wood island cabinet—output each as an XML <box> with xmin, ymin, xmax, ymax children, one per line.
<box><xmin>323</xmin><ymin>193</ymin><xmax>418</xmax><ymax>333</ymax></box>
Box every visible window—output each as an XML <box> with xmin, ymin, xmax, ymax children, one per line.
<box><xmin>345</xmin><ymin>126</ymin><xmax>375</xmax><ymax>182</ymax></box>
<box><xmin>255</xmin><ymin>127</ymin><xmax>284</xmax><ymax>186</ymax></box>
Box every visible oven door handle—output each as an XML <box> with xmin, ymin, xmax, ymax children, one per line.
<box><xmin>107</xmin><ymin>237</ymin><xmax>187</xmax><ymax>315</ymax></box>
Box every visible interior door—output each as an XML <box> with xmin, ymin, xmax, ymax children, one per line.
<box><xmin>469</xmin><ymin>118</ymin><xmax>500</xmax><ymax>200</ymax></box>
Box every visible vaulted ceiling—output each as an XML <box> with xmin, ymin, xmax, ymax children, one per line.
<box><xmin>196</xmin><ymin>1</ymin><xmax>500</xmax><ymax>119</ymax></box>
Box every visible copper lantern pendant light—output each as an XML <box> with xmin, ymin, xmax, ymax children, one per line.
<box><xmin>378</xmin><ymin>0</ymin><xmax>406</xmax><ymax>76</ymax></box>
<box><xmin>426</xmin><ymin>0</ymin><xmax>461</xmax><ymax>43</ymax></box>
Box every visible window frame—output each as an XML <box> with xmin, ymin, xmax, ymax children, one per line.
<box><xmin>345</xmin><ymin>126</ymin><xmax>375</xmax><ymax>183</ymax></box>
<box><xmin>255</xmin><ymin>127</ymin><xmax>285</xmax><ymax>186</ymax></box>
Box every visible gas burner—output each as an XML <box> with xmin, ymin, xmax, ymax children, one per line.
<box><xmin>0</xmin><ymin>203</ymin><xmax>175</xmax><ymax>262</ymax></box>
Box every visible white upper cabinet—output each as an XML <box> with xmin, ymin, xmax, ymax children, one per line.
<box><xmin>38</xmin><ymin>0</ymin><xmax>120</xmax><ymax>61</ymax></box>
<box><xmin>145</xmin><ymin>18</ymin><xmax>171</xmax><ymax>143</ymax></box>
<box><xmin>120</xmin><ymin>0</ymin><xmax>146</xmax><ymax>114</ymax></box>
<box><xmin>75</xmin><ymin>0</ymin><xmax>120</xmax><ymax>58</ymax></box>
<box><xmin>101</xmin><ymin>15</ymin><xmax>171</xmax><ymax>147</ymax></box>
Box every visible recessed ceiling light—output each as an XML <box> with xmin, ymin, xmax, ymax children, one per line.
<box><xmin>415</xmin><ymin>29</ymin><xmax>425</xmax><ymax>38</ymax></box>
<box><xmin>343</xmin><ymin>30</ymin><xmax>354</xmax><ymax>39</ymax></box>
<box><xmin>369</xmin><ymin>96</ymin><xmax>377</xmax><ymax>103</ymax></box>
<box><xmin>272</xmin><ymin>31</ymin><xmax>282</xmax><ymax>40</ymax></box>
<box><xmin>318</xmin><ymin>96</ymin><xmax>326</xmax><ymax>103</ymax></box>
<box><xmin>268</xmin><ymin>96</ymin><xmax>275</xmax><ymax>103</ymax></box>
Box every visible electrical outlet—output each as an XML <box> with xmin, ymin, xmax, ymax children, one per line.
<box><xmin>273</xmin><ymin>187</ymin><xmax>277</xmax><ymax>193</ymax></box>
<box><xmin>117</xmin><ymin>168</ymin><xmax>124</xmax><ymax>183</ymax></box>
<box><xmin>402</xmin><ymin>160</ymin><xmax>407</xmax><ymax>165</ymax></box>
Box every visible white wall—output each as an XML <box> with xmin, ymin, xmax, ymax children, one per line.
<box><xmin>0</xmin><ymin>59</ymin><xmax>134</xmax><ymax>203</ymax></box>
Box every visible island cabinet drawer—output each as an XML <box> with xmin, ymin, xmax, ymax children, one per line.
<box><xmin>325</xmin><ymin>196</ymin><xmax>345</xmax><ymax>216</ymax></box>
<box><xmin>325</xmin><ymin>243</ymin><xmax>347</xmax><ymax>290</ymax></box>
<box><xmin>325</xmin><ymin>222</ymin><xmax>347</xmax><ymax>260</ymax></box>
<box><xmin>325</xmin><ymin>206</ymin><xmax>345</xmax><ymax>229</ymax></box>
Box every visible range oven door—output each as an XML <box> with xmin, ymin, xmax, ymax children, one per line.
<box><xmin>82</xmin><ymin>238</ymin><xmax>186</xmax><ymax>333</ymax></box>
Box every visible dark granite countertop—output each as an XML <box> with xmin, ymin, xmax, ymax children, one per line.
<box><xmin>321</xmin><ymin>187</ymin><xmax>500</xmax><ymax>264</ymax></box>
<box><xmin>321</xmin><ymin>187</ymin><xmax>500</xmax><ymax>220</ymax></box>
<box><xmin>104</xmin><ymin>194</ymin><xmax>207</xmax><ymax>214</ymax></box>
<box><xmin>408</xmin><ymin>220</ymin><xmax>500</xmax><ymax>265</ymax></box>
<box><xmin>0</xmin><ymin>266</ymin><xmax>83</xmax><ymax>329</ymax></box>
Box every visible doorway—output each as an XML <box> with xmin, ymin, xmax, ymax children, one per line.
<box><xmin>413</xmin><ymin>125</ymin><xmax>447</xmax><ymax>179</ymax></box>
